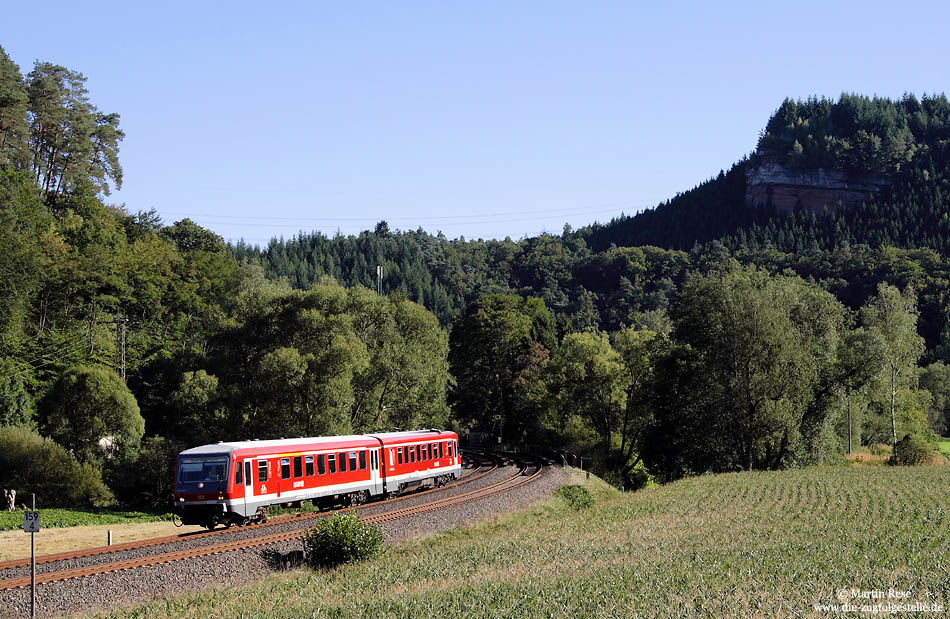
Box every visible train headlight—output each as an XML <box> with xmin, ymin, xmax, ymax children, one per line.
<box><xmin>179</xmin><ymin>497</ymin><xmax>184</xmax><ymax>502</ymax></box>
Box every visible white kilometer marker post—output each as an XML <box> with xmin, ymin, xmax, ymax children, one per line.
<box><xmin>24</xmin><ymin>493</ymin><xmax>39</xmax><ymax>618</ymax></box>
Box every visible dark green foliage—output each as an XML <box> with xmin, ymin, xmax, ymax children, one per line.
<box><xmin>0</xmin><ymin>45</ymin><xmax>29</xmax><ymax>169</ymax></box>
<box><xmin>39</xmin><ymin>365</ymin><xmax>145</xmax><ymax>464</ymax></box>
<box><xmin>579</xmin><ymin>164</ymin><xmax>756</xmax><ymax>252</ymax></box>
<box><xmin>105</xmin><ymin>436</ymin><xmax>182</xmax><ymax>509</ymax></box>
<box><xmin>889</xmin><ymin>433</ymin><xmax>934</xmax><ymax>466</ymax></box>
<box><xmin>161</xmin><ymin>218</ymin><xmax>226</xmax><ymax>253</ymax></box>
<box><xmin>919</xmin><ymin>362</ymin><xmax>950</xmax><ymax>435</ymax></box>
<box><xmin>26</xmin><ymin>61</ymin><xmax>124</xmax><ymax>198</ymax></box>
<box><xmin>0</xmin><ymin>362</ymin><xmax>35</xmax><ymax>427</ymax></box>
<box><xmin>0</xmin><ymin>425</ymin><xmax>114</xmax><ymax>507</ymax></box>
<box><xmin>556</xmin><ymin>484</ymin><xmax>594</xmax><ymax>510</ymax></box>
<box><xmin>0</xmin><ymin>169</ymin><xmax>49</xmax><ymax>341</ymax></box>
<box><xmin>448</xmin><ymin>294</ymin><xmax>554</xmax><ymax>442</ymax></box>
<box><xmin>302</xmin><ymin>513</ymin><xmax>383</xmax><ymax>568</ymax></box>
<box><xmin>198</xmin><ymin>278</ymin><xmax>450</xmax><ymax>441</ymax></box>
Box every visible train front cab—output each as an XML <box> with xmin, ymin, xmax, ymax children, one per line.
<box><xmin>173</xmin><ymin>453</ymin><xmax>234</xmax><ymax>528</ymax></box>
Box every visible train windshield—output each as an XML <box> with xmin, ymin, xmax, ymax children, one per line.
<box><xmin>178</xmin><ymin>456</ymin><xmax>229</xmax><ymax>484</ymax></box>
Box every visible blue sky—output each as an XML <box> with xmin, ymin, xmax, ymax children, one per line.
<box><xmin>4</xmin><ymin>1</ymin><xmax>949</xmax><ymax>245</ymax></box>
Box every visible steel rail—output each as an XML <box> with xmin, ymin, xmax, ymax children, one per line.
<box><xmin>0</xmin><ymin>454</ymin><xmax>542</xmax><ymax>591</ymax></box>
<box><xmin>0</xmin><ymin>451</ymin><xmax>495</xmax><ymax>572</ymax></box>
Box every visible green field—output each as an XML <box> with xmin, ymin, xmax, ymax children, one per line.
<box><xmin>939</xmin><ymin>438</ymin><xmax>950</xmax><ymax>458</ymax></box>
<box><xmin>0</xmin><ymin>508</ymin><xmax>169</xmax><ymax>531</ymax></box>
<box><xmin>102</xmin><ymin>465</ymin><xmax>950</xmax><ymax>617</ymax></box>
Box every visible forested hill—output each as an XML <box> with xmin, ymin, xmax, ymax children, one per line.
<box><xmin>4</xmin><ymin>44</ymin><xmax>950</xmax><ymax>502</ymax></box>
<box><xmin>580</xmin><ymin>93</ymin><xmax>950</xmax><ymax>253</ymax></box>
<box><xmin>235</xmin><ymin>94</ymin><xmax>950</xmax><ymax>346</ymax></box>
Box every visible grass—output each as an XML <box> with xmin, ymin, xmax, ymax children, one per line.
<box><xmin>100</xmin><ymin>465</ymin><xmax>950</xmax><ymax>617</ymax></box>
<box><xmin>0</xmin><ymin>508</ymin><xmax>169</xmax><ymax>532</ymax></box>
<box><xmin>939</xmin><ymin>437</ymin><xmax>950</xmax><ymax>458</ymax></box>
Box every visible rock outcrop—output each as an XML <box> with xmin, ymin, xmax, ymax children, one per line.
<box><xmin>746</xmin><ymin>155</ymin><xmax>892</xmax><ymax>213</ymax></box>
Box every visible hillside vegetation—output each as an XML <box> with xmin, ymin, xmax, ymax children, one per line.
<box><xmin>2</xmin><ymin>40</ymin><xmax>950</xmax><ymax>504</ymax></box>
<box><xmin>107</xmin><ymin>467</ymin><xmax>949</xmax><ymax>617</ymax></box>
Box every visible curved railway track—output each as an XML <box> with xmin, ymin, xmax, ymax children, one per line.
<box><xmin>0</xmin><ymin>451</ymin><xmax>543</xmax><ymax>591</ymax></box>
<box><xmin>0</xmin><ymin>451</ymin><xmax>495</xmax><ymax>573</ymax></box>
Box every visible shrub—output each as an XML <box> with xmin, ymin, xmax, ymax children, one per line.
<box><xmin>302</xmin><ymin>513</ymin><xmax>383</xmax><ymax>568</ymax></box>
<box><xmin>556</xmin><ymin>484</ymin><xmax>594</xmax><ymax>510</ymax></box>
<box><xmin>889</xmin><ymin>434</ymin><xmax>934</xmax><ymax>466</ymax></box>
<box><xmin>39</xmin><ymin>365</ymin><xmax>144</xmax><ymax>464</ymax></box>
<box><xmin>106</xmin><ymin>436</ymin><xmax>182</xmax><ymax>508</ymax></box>
<box><xmin>0</xmin><ymin>425</ymin><xmax>114</xmax><ymax>507</ymax></box>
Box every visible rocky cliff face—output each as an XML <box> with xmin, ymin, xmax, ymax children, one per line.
<box><xmin>746</xmin><ymin>156</ymin><xmax>892</xmax><ymax>213</ymax></box>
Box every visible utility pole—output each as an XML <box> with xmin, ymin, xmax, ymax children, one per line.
<box><xmin>115</xmin><ymin>315</ymin><xmax>128</xmax><ymax>382</ymax></box>
<box><xmin>376</xmin><ymin>265</ymin><xmax>383</xmax><ymax>295</ymax></box>
<box><xmin>97</xmin><ymin>314</ymin><xmax>130</xmax><ymax>381</ymax></box>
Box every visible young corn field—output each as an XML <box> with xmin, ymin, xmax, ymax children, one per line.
<box><xmin>106</xmin><ymin>466</ymin><xmax>949</xmax><ymax>617</ymax></box>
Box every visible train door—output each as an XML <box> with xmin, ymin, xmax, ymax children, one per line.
<box><xmin>243</xmin><ymin>460</ymin><xmax>252</xmax><ymax>515</ymax></box>
<box><xmin>369</xmin><ymin>448</ymin><xmax>383</xmax><ymax>495</ymax></box>
<box><xmin>232</xmin><ymin>459</ymin><xmax>244</xmax><ymax>501</ymax></box>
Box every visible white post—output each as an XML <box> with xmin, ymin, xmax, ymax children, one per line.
<box><xmin>108</xmin><ymin>530</ymin><xmax>113</xmax><ymax>546</ymax></box>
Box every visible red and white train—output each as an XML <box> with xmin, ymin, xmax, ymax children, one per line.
<box><xmin>173</xmin><ymin>429</ymin><xmax>461</xmax><ymax>528</ymax></box>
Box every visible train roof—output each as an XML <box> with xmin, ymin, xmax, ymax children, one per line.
<box><xmin>369</xmin><ymin>429</ymin><xmax>455</xmax><ymax>440</ymax></box>
<box><xmin>179</xmin><ymin>430</ymin><xmax>457</xmax><ymax>457</ymax></box>
<box><xmin>180</xmin><ymin>434</ymin><xmax>372</xmax><ymax>456</ymax></box>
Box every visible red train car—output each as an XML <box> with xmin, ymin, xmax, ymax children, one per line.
<box><xmin>173</xmin><ymin>429</ymin><xmax>460</xmax><ymax>528</ymax></box>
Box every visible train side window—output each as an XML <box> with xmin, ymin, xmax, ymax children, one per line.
<box><xmin>389</xmin><ymin>448</ymin><xmax>394</xmax><ymax>467</ymax></box>
<box><xmin>349</xmin><ymin>451</ymin><xmax>358</xmax><ymax>471</ymax></box>
<box><xmin>416</xmin><ymin>445</ymin><xmax>422</xmax><ymax>461</ymax></box>
<box><xmin>293</xmin><ymin>456</ymin><xmax>302</xmax><ymax>478</ymax></box>
<box><xmin>339</xmin><ymin>453</ymin><xmax>347</xmax><ymax>473</ymax></box>
<box><xmin>427</xmin><ymin>444</ymin><xmax>432</xmax><ymax>460</ymax></box>
<box><xmin>448</xmin><ymin>442</ymin><xmax>453</xmax><ymax>457</ymax></box>
<box><xmin>258</xmin><ymin>460</ymin><xmax>268</xmax><ymax>482</ymax></box>
<box><xmin>328</xmin><ymin>453</ymin><xmax>337</xmax><ymax>474</ymax></box>
<box><xmin>409</xmin><ymin>446</ymin><xmax>415</xmax><ymax>463</ymax></box>
<box><xmin>439</xmin><ymin>442</ymin><xmax>444</xmax><ymax>459</ymax></box>
<box><xmin>359</xmin><ymin>450</ymin><xmax>367</xmax><ymax>470</ymax></box>
<box><xmin>235</xmin><ymin>461</ymin><xmax>243</xmax><ymax>485</ymax></box>
<box><xmin>244</xmin><ymin>461</ymin><xmax>251</xmax><ymax>486</ymax></box>
<box><xmin>281</xmin><ymin>458</ymin><xmax>291</xmax><ymax>479</ymax></box>
<box><xmin>371</xmin><ymin>450</ymin><xmax>377</xmax><ymax>470</ymax></box>
<box><xmin>397</xmin><ymin>447</ymin><xmax>403</xmax><ymax>465</ymax></box>
<box><xmin>317</xmin><ymin>454</ymin><xmax>325</xmax><ymax>475</ymax></box>
<box><xmin>305</xmin><ymin>455</ymin><xmax>314</xmax><ymax>476</ymax></box>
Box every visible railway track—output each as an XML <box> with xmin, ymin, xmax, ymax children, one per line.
<box><xmin>0</xmin><ymin>451</ymin><xmax>542</xmax><ymax>591</ymax></box>
<box><xmin>0</xmin><ymin>451</ymin><xmax>495</xmax><ymax>573</ymax></box>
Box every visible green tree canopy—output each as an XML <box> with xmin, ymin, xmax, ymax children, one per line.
<box><xmin>0</xmin><ymin>44</ymin><xmax>29</xmax><ymax>168</ymax></box>
<box><xmin>39</xmin><ymin>365</ymin><xmax>144</xmax><ymax>463</ymax></box>
<box><xmin>448</xmin><ymin>294</ymin><xmax>554</xmax><ymax>441</ymax></box>
<box><xmin>861</xmin><ymin>283</ymin><xmax>928</xmax><ymax>446</ymax></box>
